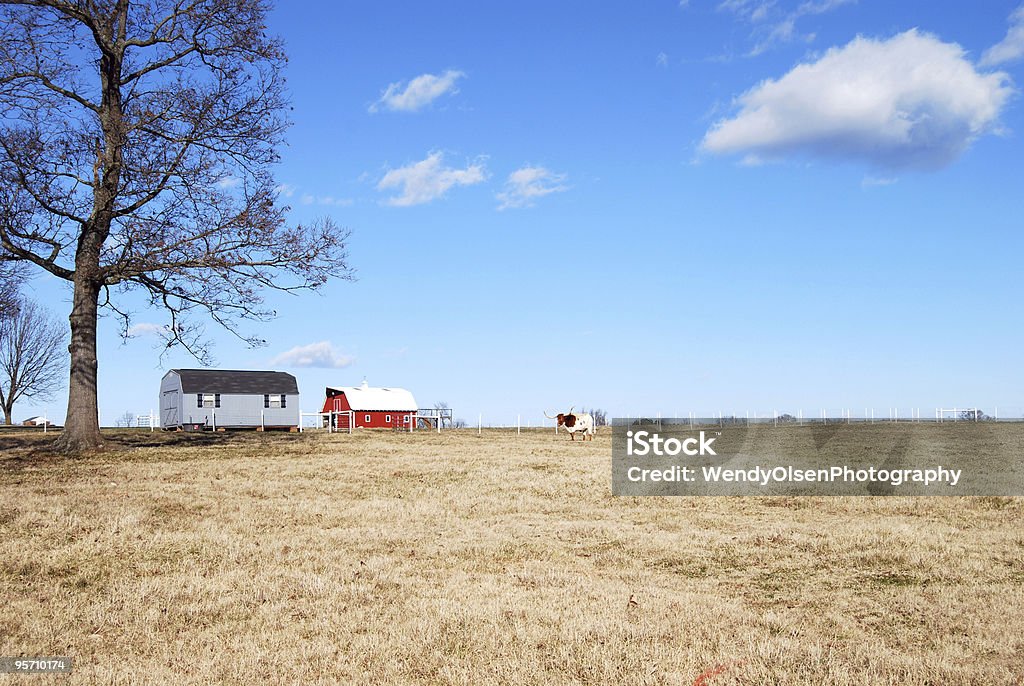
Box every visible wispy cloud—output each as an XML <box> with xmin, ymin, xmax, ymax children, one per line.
<box><xmin>981</xmin><ymin>4</ymin><xmax>1024</xmax><ymax>67</ymax></box>
<box><xmin>719</xmin><ymin>0</ymin><xmax>857</xmax><ymax>55</ymax></box>
<box><xmin>377</xmin><ymin>151</ymin><xmax>487</xmax><ymax>206</ymax></box>
<box><xmin>719</xmin><ymin>0</ymin><xmax>775</xmax><ymax>23</ymax></box>
<box><xmin>274</xmin><ymin>183</ymin><xmax>296</xmax><ymax>198</ymax></box>
<box><xmin>656</xmin><ymin>52</ymin><xmax>669</xmax><ymax>67</ymax></box>
<box><xmin>127</xmin><ymin>322</ymin><xmax>168</xmax><ymax>337</ymax></box>
<box><xmin>861</xmin><ymin>175</ymin><xmax>898</xmax><ymax>188</ymax></box>
<box><xmin>271</xmin><ymin>341</ymin><xmax>354</xmax><ymax>369</ymax></box>
<box><xmin>701</xmin><ymin>30</ymin><xmax>1012</xmax><ymax>170</ymax></box>
<box><xmin>496</xmin><ymin>166</ymin><xmax>569</xmax><ymax>210</ymax></box>
<box><xmin>370</xmin><ymin>70</ymin><xmax>465</xmax><ymax>113</ymax></box>
<box><xmin>300</xmin><ymin>194</ymin><xmax>353</xmax><ymax>207</ymax></box>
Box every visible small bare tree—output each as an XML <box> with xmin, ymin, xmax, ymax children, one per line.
<box><xmin>0</xmin><ymin>298</ymin><xmax>67</xmax><ymax>424</ymax></box>
<box><xmin>0</xmin><ymin>262</ymin><xmax>23</xmax><ymax>323</ymax></box>
<box><xmin>115</xmin><ymin>411</ymin><xmax>136</xmax><ymax>428</ymax></box>
<box><xmin>0</xmin><ymin>1</ymin><xmax>352</xmax><ymax>452</ymax></box>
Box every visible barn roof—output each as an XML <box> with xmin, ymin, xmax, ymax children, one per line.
<box><xmin>326</xmin><ymin>381</ymin><xmax>417</xmax><ymax>411</ymax></box>
<box><xmin>169</xmin><ymin>369</ymin><xmax>299</xmax><ymax>395</ymax></box>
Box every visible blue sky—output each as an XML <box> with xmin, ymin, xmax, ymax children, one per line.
<box><xmin>20</xmin><ymin>0</ymin><xmax>1024</xmax><ymax>425</ymax></box>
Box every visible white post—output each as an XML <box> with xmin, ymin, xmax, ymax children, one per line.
<box><xmin>261</xmin><ymin>410</ymin><xmax>265</xmax><ymax>431</ymax></box>
<box><xmin>517</xmin><ymin>414</ymin><xmax>521</xmax><ymax>436</ymax></box>
<box><xmin>43</xmin><ymin>412</ymin><xmax>48</xmax><ymax>434</ymax></box>
<box><xmin>151</xmin><ymin>408</ymin><xmax>155</xmax><ymax>432</ymax></box>
<box><xmin>212</xmin><ymin>410</ymin><xmax>216</xmax><ymax>432</ymax></box>
<box><xmin>478</xmin><ymin>413</ymin><xmax>482</xmax><ymax>436</ymax></box>
<box><xmin>995</xmin><ymin>406</ymin><xmax>999</xmax><ymax>420</ymax></box>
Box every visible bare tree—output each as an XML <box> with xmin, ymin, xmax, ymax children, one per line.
<box><xmin>433</xmin><ymin>400</ymin><xmax>452</xmax><ymax>428</ymax></box>
<box><xmin>0</xmin><ymin>1</ymin><xmax>351</xmax><ymax>452</ymax></box>
<box><xmin>0</xmin><ymin>298</ymin><xmax>67</xmax><ymax>424</ymax></box>
<box><xmin>0</xmin><ymin>262</ymin><xmax>23</xmax><ymax>323</ymax></box>
<box><xmin>115</xmin><ymin>411</ymin><xmax>135</xmax><ymax>428</ymax></box>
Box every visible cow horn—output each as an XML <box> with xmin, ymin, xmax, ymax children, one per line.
<box><xmin>568</xmin><ymin>406</ymin><xmax>575</xmax><ymax>415</ymax></box>
<box><xmin>543</xmin><ymin>410</ymin><xmax>556</xmax><ymax>419</ymax></box>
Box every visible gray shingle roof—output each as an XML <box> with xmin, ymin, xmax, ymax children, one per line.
<box><xmin>171</xmin><ymin>369</ymin><xmax>299</xmax><ymax>395</ymax></box>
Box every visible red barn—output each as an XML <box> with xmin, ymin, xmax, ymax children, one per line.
<box><xmin>321</xmin><ymin>380</ymin><xmax>418</xmax><ymax>430</ymax></box>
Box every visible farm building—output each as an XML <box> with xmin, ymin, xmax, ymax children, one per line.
<box><xmin>160</xmin><ymin>369</ymin><xmax>300</xmax><ymax>430</ymax></box>
<box><xmin>321</xmin><ymin>380</ymin><xmax>418</xmax><ymax>430</ymax></box>
<box><xmin>22</xmin><ymin>416</ymin><xmax>52</xmax><ymax>427</ymax></box>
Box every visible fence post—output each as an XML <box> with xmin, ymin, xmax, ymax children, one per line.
<box><xmin>478</xmin><ymin>413</ymin><xmax>482</xmax><ymax>436</ymax></box>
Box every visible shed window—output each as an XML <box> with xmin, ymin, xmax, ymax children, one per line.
<box><xmin>264</xmin><ymin>394</ymin><xmax>285</xmax><ymax>408</ymax></box>
<box><xmin>200</xmin><ymin>393</ymin><xmax>216</xmax><ymax>408</ymax></box>
<box><xmin>197</xmin><ymin>393</ymin><xmax>203</xmax><ymax>408</ymax></box>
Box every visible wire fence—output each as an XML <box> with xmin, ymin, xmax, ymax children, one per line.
<box><xmin>22</xmin><ymin>405</ymin><xmax>1023</xmax><ymax>432</ymax></box>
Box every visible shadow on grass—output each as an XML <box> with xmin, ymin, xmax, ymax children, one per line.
<box><xmin>0</xmin><ymin>428</ymin><xmax>308</xmax><ymax>469</ymax></box>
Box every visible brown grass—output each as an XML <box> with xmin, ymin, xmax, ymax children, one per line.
<box><xmin>1</xmin><ymin>427</ymin><xmax>1022</xmax><ymax>685</ymax></box>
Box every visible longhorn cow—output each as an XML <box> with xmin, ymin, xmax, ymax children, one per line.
<box><xmin>544</xmin><ymin>406</ymin><xmax>595</xmax><ymax>441</ymax></box>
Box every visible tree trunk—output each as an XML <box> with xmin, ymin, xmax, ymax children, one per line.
<box><xmin>53</xmin><ymin>278</ymin><xmax>104</xmax><ymax>453</ymax></box>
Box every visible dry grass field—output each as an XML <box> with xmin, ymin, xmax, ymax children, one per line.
<box><xmin>1</xmin><ymin>426</ymin><xmax>1022</xmax><ymax>685</ymax></box>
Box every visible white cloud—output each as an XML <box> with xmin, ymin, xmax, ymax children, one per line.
<box><xmin>496</xmin><ymin>166</ymin><xmax>569</xmax><ymax>210</ymax></box>
<box><xmin>657</xmin><ymin>52</ymin><xmax>669</xmax><ymax>67</ymax></box>
<box><xmin>701</xmin><ymin>30</ymin><xmax>1013</xmax><ymax>170</ymax></box>
<box><xmin>216</xmin><ymin>176</ymin><xmax>242</xmax><ymax>189</ymax></box>
<box><xmin>377</xmin><ymin>151</ymin><xmax>486</xmax><ymax>206</ymax></box>
<box><xmin>861</xmin><ymin>175</ymin><xmax>898</xmax><ymax>188</ymax></box>
<box><xmin>981</xmin><ymin>4</ymin><xmax>1024</xmax><ymax>67</ymax></box>
<box><xmin>127</xmin><ymin>322</ymin><xmax>167</xmax><ymax>337</ymax></box>
<box><xmin>271</xmin><ymin>341</ymin><xmax>354</xmax><ymax>369</ymax></box>
<box><xmin>305</xmin><ymin>195</ymin><xmax>352</xmax><ymax>206</ymax></box>
<box><xmin>274</xmin><ymin>183</ymin><xmax>296</xmax><ymax>198</ymax></box>
<box><xmin>719</xmin><ymin>0</ymin><xmax>775</xmax><ymax>23</ymax></box>
<box><xmin>720</xmin><ymin>0</ymin><xmax>857</xmax><ymax>55</ymax></box>
<box><xmin>370</xmin><ymin>70</ymin><xmax>465</xmax><ymax>113</ymax></box>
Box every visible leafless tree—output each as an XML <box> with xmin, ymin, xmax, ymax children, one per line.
<box><xmin>0</xmin><ymin>1</ymin><xmax>352</xmax><ymax>452</ymax></box>
<box><xmin>115</xmin><ymin>411</ymin><xmax>135</xmax><ymax>428</ymax></box>
<box><xmin>580</xmin><ymin>407</ymin><xmax>607</xmax><ymax>426</ymax></box>
<box><xmin>0</xmin><ymin>262</ymin><xmax>23</xmax><ymax>323</ymax></box>
<box><xmin>0</xmin><ymin>298</ymin><xmax>67</xmax><ymax>424</ymax></box>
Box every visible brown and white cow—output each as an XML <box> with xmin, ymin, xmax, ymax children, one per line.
<box><xmin>544</xmin><ymin>407</ymin><xmax>595</xmax><ymax>441</ymax></box>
